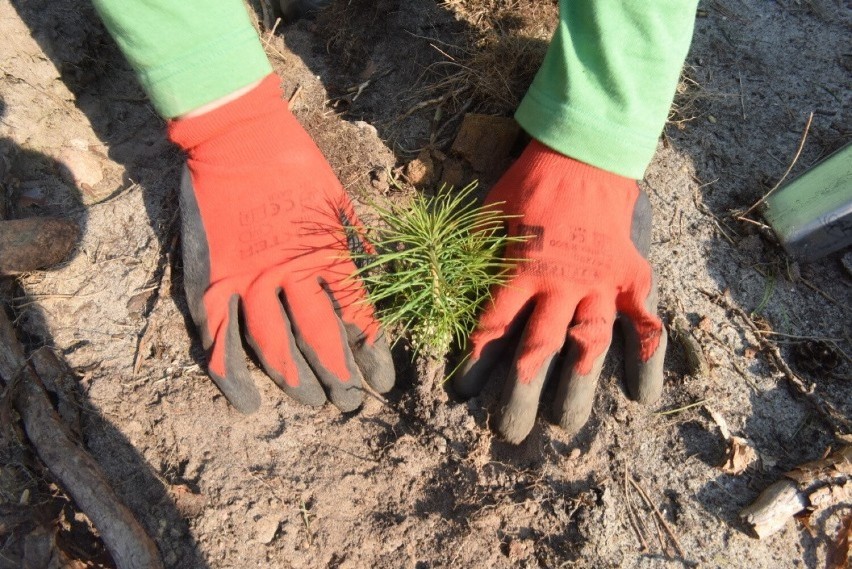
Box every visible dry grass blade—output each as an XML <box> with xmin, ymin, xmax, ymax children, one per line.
<box><xmin>737</xmin><ymin>111</ymin><xmax>814</xmax><ymax>219</ymax></box>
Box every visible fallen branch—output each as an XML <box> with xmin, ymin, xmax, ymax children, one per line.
<box><xmin>741</xmin><ymin>445</ymin><xmax>852</xmax><ymax>539</ymax></box>
<box><xmin>0</xmin><ymin>306</ymin><xmax>163</xmax><ymax>569</ymax></box>
<box><xmin>699</xmin><ymin>288</ymin><xmax>851</xmax><ymax>436</ymax></box>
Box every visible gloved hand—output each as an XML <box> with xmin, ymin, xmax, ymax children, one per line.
<box><xmin>168</xmin><ymin>74</ymin><xmax>394</xmax><ymax>414</ymax></box>
<box><xmin>454</xmin><ymin>140</ymin><xmax>667</xmax><ymax>443</ymax></box>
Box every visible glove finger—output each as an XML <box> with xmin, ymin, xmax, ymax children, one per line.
<box><xmin>321</xmin><ymin>271</ymin><xmax>395</xmax><ymax>394</ymax></box>
<box><xmin>617</xmin><ymin>269</ymin><xmax>666</xmax><ymax>404</ymax></box>
<box><xmin>205</xmin><ymin>294</ymin><xmax>262</xmax><ymax>414</ymax></box>
<box><xmin>285</xmin><ymin>277</ymin><xmax>365</xmax><ymax>412</ymax></box>
<box><xmin>497</xmin><ymin>294</ymin><xmax>576</xmax><ymax>444</ymax></box>
<box><xmin>344</xmin><ymin>323</ymin><xmax>395</xmax><ymax>394</ymax></box>
<box><xmin>454</xmin><ymin>274</ymin><xmax>533</xmax><ymax>398</ymax></box>
<box><xmin>553</xmin><ymin>294</ymin><xmax>615</xmax><ymax>435</ymax></box>
<box><xmin>242</xmin><ymin>283</ymin><xmax>326</xmax><ymax>407</ymax></box>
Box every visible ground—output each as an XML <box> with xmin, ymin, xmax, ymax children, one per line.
<box><xmin>0</xmin><ymin>0</ymin><xmax>850</xmax><ymax>567</ymax></box>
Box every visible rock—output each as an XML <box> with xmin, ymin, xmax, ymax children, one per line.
<box><xmin>256</xmin><ymin>516</ymin><xmax>280</xmax><ymax>545</ymax></box>
<box><xmin>353</xmin><ymin>120</ymin><xmax>378</xmax><ymax>137</ymax></box>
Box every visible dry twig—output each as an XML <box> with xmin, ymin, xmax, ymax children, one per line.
<box><xmin>700</xmin><ymin>288</ymin><xmax>851</xmax><ymax>435</ymax></box>
<box><xmin>629</xmin><ymin>476</ymin><xmax>685</xmax><ymax>558</ymax></box>
<box><xmin>623</xmin><ymin>467</ymin><xmax>649</xmax><ymax>552</ymax></box>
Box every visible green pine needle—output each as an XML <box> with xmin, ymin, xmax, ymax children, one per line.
<box><xmin>353</xmin><ymin>182</ymin><xmax>523</xmax><ymax>358</ymax></box>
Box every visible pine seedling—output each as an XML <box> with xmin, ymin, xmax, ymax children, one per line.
<box><xmin>353</xmin><ymin>182</ymin><xmax>522</xmax><ymax>358</ymax></box>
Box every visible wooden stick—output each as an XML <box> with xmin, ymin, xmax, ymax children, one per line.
<box><xmin>0</xmin><ymin>307</ymin><xmax>163</xmax><ymax>569</ymax></box>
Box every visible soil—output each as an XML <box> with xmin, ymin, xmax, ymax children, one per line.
<box><xmin>0</xmin><ymin>0</ymin><xmax>850</xmax><ymax>567</ymax></box>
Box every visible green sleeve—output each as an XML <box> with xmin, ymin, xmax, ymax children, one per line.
<box><xmin>91</xmin><ymin>0</ymin><xmax>272</xmax><ymax>118</ymax></box>
<box><xmin>515</xmin><ymin>0</ymin><xmax>698</xmax><ymax>179</ymax></box>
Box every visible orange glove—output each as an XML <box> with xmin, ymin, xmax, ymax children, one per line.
<box><xmin>168</xmin><ymin>74</ymin><xmax>393</xmax><ymax>413</ymax></box>
<box><xmin>455</xmin><ymin>140</ymin><xmax>667</xmax><ymax>443</ymax></box>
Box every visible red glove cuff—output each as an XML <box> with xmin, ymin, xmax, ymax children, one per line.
<box><xmin>515</xmin><ymin>140</ymin><xmax>637</xmax><ymax>190</ymax></box>
<box><xmin>167</xmin><ymin>74</ymin><xmax>290</xmax><ymax>164</ymax></box>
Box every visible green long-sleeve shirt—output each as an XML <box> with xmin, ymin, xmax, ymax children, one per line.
<box><xmin>91</xmin><ymin>0</ymin><xmax>697</xmax><ymax>178</ymax></box>
<box><xmin>90</xmin><ymin>0</ymin><xmax>272</xmax><ymax>120</ymax></box>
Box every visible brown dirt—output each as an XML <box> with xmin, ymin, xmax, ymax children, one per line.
<box><xmin>0</xmin><ymin>0</ymin><xmax>850</xmax><ymax>567</ymax></box>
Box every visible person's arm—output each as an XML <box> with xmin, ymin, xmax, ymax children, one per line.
<box><xmin>457</xmin><ymin>2</ymin><xmax>699</xmax><ymax>443</ymax></box>
<box><xmin>91</xmin><ymin>1</ymin><xmax>395</xmax><ymax>413</ymax></box>
<box><xmin>515</xmin><ymin>0</ymin><xmax>699</xmax><ymax>178</ymax></box>
<box><xmin>91</xmin><ymin>0</ymin><xmax>271</xmax><ymax>118</ymax></box>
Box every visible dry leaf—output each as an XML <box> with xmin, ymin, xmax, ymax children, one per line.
<box><xmin>706</xmin><ymin>406</ymin><xmax>756</xmax><ymax>474</ymax></box>
<box><xmin>795</xmin><ymin>511</ymin><xmax>815</xmax><ymax>537</ymax></box>
<box><xmin>786</xmin><ymin>445</ymin><xmax>852</xmax><ymax>487</ymax></box>
<box><xmin>808</xmin><ymin>480</ymin><xmax>852</xmax><ymax>511</ymax></box>
<box><xmin>721</xmin><ymin>436</ymin><xmax>757</xmax><ymax>474</ymax></box>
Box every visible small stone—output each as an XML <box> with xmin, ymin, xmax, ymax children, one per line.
<box><xmin>353</xmin><ymin>120</ymin><xmax>378</xmax><ymax>137</ymax></box>
<box><xmin>434</xmin><ymin>436</ymin><xmax>447</xmax><ymax>454</ymax></box>
<box><xmin>708</xmin><ymin>115</ymin><xmax>717</xmax><ymax>124</ymax></box>
<box><xmin>370</xmin><ymin>177</ymin><xmax>390</xmax><ymax>192</ymax></box>
<box><xmin>256</xmin><ymin>516</ymin><xmax>280</xmax><ymax>544</ymax></box>
<box><xmin>568</xmin><ymin>448</ymin><xmax>582</xmax><ymax>460</ymax></box>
